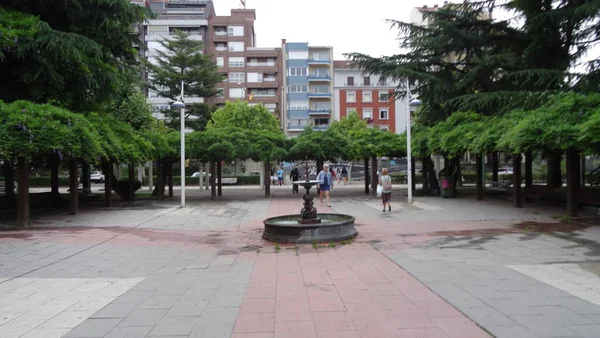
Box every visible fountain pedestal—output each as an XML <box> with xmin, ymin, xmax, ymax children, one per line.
<box><xmin>298</xmin><ymin>180</ymin><xmax>321</xmax><ymax>224</ymax></box>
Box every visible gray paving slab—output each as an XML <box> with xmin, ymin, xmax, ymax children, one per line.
<box><xmin>148</xmin><ymin>315</ymin><xmax>201</xmax><ymax>336</ymax></box>
<box><xmin>62</xmin><ymin>318</ymin><xmax>122</xmax><ymax>337</ymax></box>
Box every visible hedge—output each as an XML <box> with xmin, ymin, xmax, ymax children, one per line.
<box><xmin>141</xmin><ymin>175</ymin><xmax>260</xmax><ymax>186</ymax></box>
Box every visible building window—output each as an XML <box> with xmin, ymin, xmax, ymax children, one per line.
<box><xmin>362</xmin><ymin>108</ymin><xmax>373</xmax><ymax>119</ymax></box>
<box><xmin>229</xmin><ymin>88</ymin><xmax>244</xmax><ymax>98</ymax></box>
<box><xmin>379</xmin><ymin>108</ymin><xmax>389</xmax><ymax>120</ymax></box>
<box><xmin>346</xmin><ymin>108</ymin><xmax>356</xmax><ymax>116</ymax></box>
<box><xmin>287</xmin><ymin>51</ymin><xmax>309</xmax><ymax>59</ymax></box>
<box><xmin>216</xmin><ymin>57</ymin><xmax>224</xmax><ymax>68</ymax></box>
<box><xmin>380</xmin><ymin>127</ymin><xmax>389</xmax><ymax>131</ymax></box>
<box><xmin>227</xmin><ymin>26</ymin><xmax>244</xmax><ymax>36</ymax></box>
<box><xmin>288</xmin><ymin>85</ymin><xmax>308</xmax><ymax>93</ymax></box>
<box><xmin>289</xmin><ymin>101</ymin><xmax>309</xmax><ymax>109</ymax></box>
<box><xmin>346</xmin><ymin>76</ymin><xmax>354</xmax><ymax>86</ymax></box>
<box><xmin>247</xmin><ymin>73</ymin><xmax>263</xmax><ymax>82</ymax></box>
<box><xmin>228</xmin><ymin>57</ymin><xmax>244</xmax><ymax>67</ymax></box>
<box><xmin>215</xmin><ymin>43</ymin><xmax>227</xmax><ymax>52</ymax></box>
<box><xmin>346</xmin><ymin>92</ymin><xmax>356</xmax><ymax>103</ymax></box>
<box><xmin>314</xmin><ymin>118</ymin><xmax>329</xmax><ymax>125</ymax></box>
<box><xmin>362</xmin><ymin>91</ymin><xmax>372</xmax><ymax>103</ymax></box>
<box><xmin>216</xmin><ymin>88</ymin><xmax>224</xmax><ymax>97</ymax></box>
<box><xmin>363</xmin><ymin>76</ymin><xmax>371</xmax><ymax>85</ymax></box>
<box><xmin>378</xmin><ymin>77</ymin><xmax>387</xmax><ymax>86</ymax></box>
<box><xmin>378</xmin><ymin>91</ymin><xmax>389</xmax><ymax>102</ymax></box>
<box><xmin>310</xmin><ymin>52</ymin><xmax>329</xmax><ymax>61</ymax></box>
<box><xmin>228</xmin><ymin>42</ymin><xmax>244</xmax><ymax>52</ymax></box>
<box><xmin>289</xmin><ymin>67</ymin><xmax>308</xmax><ymax>76</ymax></box>
<box><xmin>229</xmin><ymin>72</ymin><xmax>245</xmax><ymax>83</ymax></box>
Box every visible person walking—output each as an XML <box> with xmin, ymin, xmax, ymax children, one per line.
<box><xmin>276</xmin><ymin>168</ymin><xmax>284</xmax><ymax>186</ymax></box>
<box><xmin>341</xmin><ymin>167</ymin><xmax>348</xmax><ymax>185</ymax></box>
<box><xmin>379</xmin><ymin>168</ymin><xmax>393</xmax><ymax>212</ymax></box>
<box><xmin>317</xmin><ymin>164</ymin><xmax>333</xmax><ymax>207</ymax></box>
<box><xmin>290</xmin><ymin>167</ymin><xmax>300</xmax><ymax>194</ymax></box>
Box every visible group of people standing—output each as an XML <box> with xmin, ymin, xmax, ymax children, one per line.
<box><xmin>277</xmin><ymin>164</ymin><xmax>394</xmax><ymax>212</ymax></box>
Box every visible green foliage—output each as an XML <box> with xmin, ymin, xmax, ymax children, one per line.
<box><xmin>0</xmin><ymin>0</ymin><xmax>152</xmax><ymax>111</ymax></box>
<box><xmin>110</xmin><ymin>90</ymin><xmax>154</xmax><ymax>131</ymax></box>
<box><xmin>208</xmin><ymin>101</ymin><xmax>281</xmax><ymax>134</ymax></box>
<box><xmin>287</xmin><ymin>128</ymin><xmax>345</xmax><ymax>162</ymax></box>
<box><xmin>144</xmin><ymin>30</ymin><xmax>223</xmax><ymax>131</ymax></box>
<box><xmin>428</xmin><ymin>112</ymin><xmax>484</xmax><ymax>158</ymax></box>
<box><xmin>0</xmin><ymin>101</ymin><xmax>104</xmax><ymax>162</ymax></box>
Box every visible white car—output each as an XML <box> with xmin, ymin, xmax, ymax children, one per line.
<box><xmin>191</xmin><ymin>172</ymin><xmax>211</xmax><ymax>178</ymax></box>
<box><xmin>90</xmin><ymin>171</ymin><xmax>105</xmax><ymax>183</ymax></box>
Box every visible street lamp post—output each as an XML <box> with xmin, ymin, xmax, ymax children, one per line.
<box><xmin>171</xmin><ymin>81</ymin><xmax>186</xmax><ymax>207</ymax></box>
<box><xmin>405</xmin><ymin>78</ymin><xmax>423</xmax><ymax>204</ymax></box>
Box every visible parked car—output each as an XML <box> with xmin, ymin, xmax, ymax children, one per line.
<box><xmin>191</xmin><ymin>172</ymin><xmax>211</xmax><ymax>178</ymax></box>
<box><xmin>498</xmin><ymin>166</ymin><xmax>513</xmax><ymax>175</ymax></box>
<box><xmin>90</xmin><ymin>171</ymin><xmax>105</xmax><ymax>183</ymax></box>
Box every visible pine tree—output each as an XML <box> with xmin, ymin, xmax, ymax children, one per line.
<box><xmin>144</xmin><ymin>30</ymin><xmax>224</xmax><ymax>131</ymax></box>
<box><xmin>0</xmin><ymin>0</ymin><xmax>151</xmax><ymax>111</ymax></box>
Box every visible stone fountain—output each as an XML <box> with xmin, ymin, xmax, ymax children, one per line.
<box><xmin>262</xmin><ymin>158</ymin><xmax>358</xmax><ymax>244</ymax></box>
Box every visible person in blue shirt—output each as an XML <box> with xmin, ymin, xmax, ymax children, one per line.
<box><xmin>276</xmin><ymin>168</ymin><xmax>284</xmax><ymax>186</ymax></box>
<box><xmin>317</xmin><ymin>164</ymin><xmax>333</xmax><ymax>207</ymax></box>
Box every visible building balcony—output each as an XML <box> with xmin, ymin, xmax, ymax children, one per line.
<box><xmin>308</xmin><ymin>92</ymin><xmax>332</xmax><ymax>99</ymax></box>
<box><xmin>308</xmin><ymin>108</ymin><xmax>331</xmax><ymax>116</ymax></box>
<box><xmin>246</xmin><ymin>80</ymin><xmax>279</xmax><ymax>88</ymax></box>
<box><xmin>214</xmin><ymin>32</ymin><xmax>228</xmax><ymax>41</ymax></box>
<box><xmin>308</xmin><ymin>75</ymin><xmax>331</xmax><ymax>82</ymax></box>
<box><xmin>287</xmin><ymin>119</ymin><xmax>310</xmax><ymax>131</ymax></box>
<box><xmin>308</xmin><ymin>59</ymin><xmax>331</xmax><ymax>66</ymax></box>
<box><xmin>248</xmin><ymin>95</ymin><xmax>278</xmax><ymax>103</ymax></box>
<box><xmin>343</xmin><ymin>82</ymin><xmax>390</xmax><ymax>87</ymax></box>
<box><xmin>246</xmin><ymin>62</ymin><xmax>278</xmax><ymax>72</ymax></box>
<box><xmin>215</xmin><ymin>46</ymin><xmax>228</xmax><ymax>52</ymax></box>
<box><xmin>246</xmin><ymin>48</ymin><xmax>279</xmax><ymax>58</ymax></box>
<box><xmin>313</xmin><ymin>124</ymin><xmax>329</xmax><ymax>130</ymax></box>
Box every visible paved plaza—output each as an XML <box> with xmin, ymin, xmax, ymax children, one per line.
<box><xmin>0</xmin><ymin>185</ymin><xmax>599</xmax><ymax>337</ymax></box>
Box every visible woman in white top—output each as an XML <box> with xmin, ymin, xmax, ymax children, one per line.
<box><xmin>379</xmin><ymin>168</ymin><xmax>393</xmax><ymax>212</ymax></box>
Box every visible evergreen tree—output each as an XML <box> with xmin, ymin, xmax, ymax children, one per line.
<box><xmin>144</xmin><ymin>30</ymin><xmax>224</xmax><ymax>131</ymax></box>
<box><xmin>0</xmin><ymin>0</ymin><xmax>151</xmax><ymax>111</ymax></box>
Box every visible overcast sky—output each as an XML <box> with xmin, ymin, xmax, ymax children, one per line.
<box><xmin>214</xmin><ymin>0</ymin><xmax>451</xmax><ymax>59</ymax></box>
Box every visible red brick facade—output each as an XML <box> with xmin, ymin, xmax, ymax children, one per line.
<box><xmin>339</xmin><ymin>89</ymin><xmax>397</xmax><ymax>133</ymax></box>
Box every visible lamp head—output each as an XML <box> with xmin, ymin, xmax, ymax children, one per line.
<box><xmin>409</xmin><ymin>98</ymin><xmax>422</xmax><ymax>107</ymax></box>
<box><xmin>171</xmin><ymin>101</ymin><xmax>185</xmax><ymax>110</ymax></box>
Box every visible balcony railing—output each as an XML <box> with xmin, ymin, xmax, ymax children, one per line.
<box><xmin>215</xmin><ymin>31</ymin><xmax>227</xmax><ymax>36</ymax></box>
<box><xmin>287</xmin><ymin>119</ymin><xmax>310</xmax><ymax>130</ymax></box>
<box><xmin>308</xmin><ymin>92</ymin><xmax>332</xmax><ymax>97</ymax></box>
<box><xmin>308</xmin><ymin>74</ymin><xmax>331</xmax><ymax>81</ymax></box>
<box><xmin>264</xmin><ymin>78</ymin><xmax>277</xmax><ymax>82</ymax></box>
<box><xmin>308</xmin><ymin>58</ymin><xmax>331</xmax><ymax>64</ymax></box>
<box><xmin>215</xmin><ymin>47</ymin><xmax>227</xmax><ymax>51</ymax></box>
<box><xmin>247</xmin><ymin>62</ymin><xmax>276</xmax><ymax>67</ymax></box>
<box><xmin>343</xmin><ymin>82</ymin><xmax>390</xmax><ymax>87</ymax></box>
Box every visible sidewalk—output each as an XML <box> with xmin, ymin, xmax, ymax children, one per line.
<box><xmin>0</xmin><ymin>191</ymin><xmax>598</xmax><ymax>337</ymax></box>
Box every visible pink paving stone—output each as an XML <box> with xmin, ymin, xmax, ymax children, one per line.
<box><xmin>365</xmin><ymin>283</ymin><xmax>403</xmax><ymax>296</ymax></box>
<box><xmin>232</xmin><ymin>334</ymin><xmax>274</xmax><ymax>338</ymax></box>
<box><xmin>398</xmin><ymin>328</ymin><xmax>450</xmax><ymax>338</ymax></box>
<box><xmin>431</xmin><ymin>317</ymin><xmax>491</xmax><ymax>338</ymax></box>
<box><xmin>276</xmin><ymin>290</ymin><xmax>308</xmax><ymax>302</ymax></box>
<box><xmin>240</xmin><ymin>298</ymin><xmax>276</xmax><ymax>313</ymax></box>
<box><xmin>302</xmin><ymin>268</ymin><xmax>334</xmax><ymax>285</ymax></box>
<box><xmin>312</xmin><ymin>311</ymin><xmax>355</xmax><ymax>332</ymax></box>
<box><xmin>308</xmin><ymin>296</ymin><xmax>346</xmax><ymax>312</ymax></box>
<box><xmin>413</xmin><ymin>300</ymin><xmax>465</xmax><ymax>318</ymax></box>
<box><xmin>404</xmin><ymin>288</ymin><xmax>445</xmax><ymax>302</ymax></box>
<box><xmin>337</xmin><ymin>288</ymin><xmax>374</xmax><ymax>303</ymax></box>
<box><xmin>233</xmin><ymin>313</ymin><xmax>275</xmax><ymax>333</ymax></box>
<box><xmin>317</xmin><ymin>331</ymin><xmax>360</xmax><ymax>338</ymax></box>
<box><xmin>307</xmin><ymin>285</ymin><xmax>338</xmax><ymax>298</ymax></box>
<box><xmin>274</xmin><ymin>320</ymin><xmax>317</xmax><ymax>338</ymax></box>
<box><xmin>344</xmin><ymin>302</ymin><xmax>389</xmax><ymax>323</ymax></box>
<box><xmin>373</xmin><ymin>294</ymin><xmax>415</xmax><ymax>311</ymax></box>
<box><xmin>245</xmin><ymin>287</ymin><xmax>277</xmax><ymax>299</ymax></box>
<box><xmin>328</xmin><ymin>269</ymin><xmax>356</xmax><ymax>280</ymax></box>
<box><xmin>274</xmin><ymin>303</ymin><xmax>312</xmax><ymax>322</ymax></box>
<box><xmin>352</xmin><ymin>318</ymin><xmax>402</xmax><ymax>338</ymax></box>
<box><xmin>333</xmin><ymin>278</ymin><xmax>365</xmax><ymax>290</ymax></box>
<box><xmin>387</xmin><ymin>309</ymin><xmax>436</xmax><ymax>329</ymax></box>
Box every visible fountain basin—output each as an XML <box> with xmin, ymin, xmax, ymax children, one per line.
<box><xmin>263</xmin><ymin>213</ymin><xmax>357</xmax><ymax>244</ymax></box>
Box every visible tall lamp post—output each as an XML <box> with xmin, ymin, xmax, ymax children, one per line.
<box><xmin>171</xmin><ymin>81</ymin><xmax>186</xmax><ymax>207</ymax></box>
<box><xmin>406</xmin><ymin>78</ymin><xmax>423</xmax><ymax>203</ymax></box>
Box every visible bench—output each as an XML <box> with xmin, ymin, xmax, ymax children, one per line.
<box><xmin>220</xmin><ymin>177</ymin><xmax>237</xmax><ymax>185</ymax></box>
<box><xmin>487</xmin><ymin>181</ymin><xmax>512</xmax><ymax>194</ymax></box>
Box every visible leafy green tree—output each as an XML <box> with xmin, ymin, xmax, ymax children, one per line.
<box><xmin>208</xmin><ymin>101</ymin><xmax>281</xmax><ymax>134</ymax></box>
<box><xmin>144</xmin><ymin>30</ymin><xmax>223</xmax><ymax>131</ymax></box>
<box><xmin>0</xmin><ymin>0</ymin><xmax>151</xmax><ymax>111</ymax></box>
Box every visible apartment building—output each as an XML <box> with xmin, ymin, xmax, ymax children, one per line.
<box><xmin>208</xmin><ymin>10</ymin><xmax>283</xmax><ymax>119</ymax></box>
<box><xmin>333</xmin><ymin>61</ymin><xmax>408</xmax><ymax>133</ymax></box>
<box><xmin>281</xmin><ymin>41</ymin><xmax>334</xmax><ymax>136</ymax></box>
<box><xmin>139</xmin><ymin>0</ymin><xmax>283</xmax><ymax>123</ymax></box>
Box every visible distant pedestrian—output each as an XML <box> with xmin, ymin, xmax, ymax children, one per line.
<box><xmin>341</xmin><ymin>167</ymin><xmax>348</xmax><ymax>185</ymax></box>
<box><xmin>317</xmin><ymin>164</ymin><xmax>333</xmax><ymax>207</ymax></box>
<box><xmin>277</xmin><ymin>168</ymin><xmax>284</xmax><ymax>186</ymax></box>
<box><xmin>290</xmin><ymin>167</ymin><xmax>300</xmax><ymax>193</ymax></box>
<box><xmin>379</xmin><ymin>168</ymin><xmax>393</xmax><ymax>212</ymax></box>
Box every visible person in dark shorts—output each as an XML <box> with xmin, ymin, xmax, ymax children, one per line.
<box><xmin>379</xmin><ymin>168</ymin><xmax>393</xmax><ymax>212</ymax></box>
<box><xmin>341</xmin><ymin>167</ymin><xmax>348</xmax><ymax>185</ymax></box>
<box><xmin>317</xmin><ymin>164</ymin><xmax>333</xmax><ymax>206</ymax></box>
<box><xmin>290</xmin><ymin>167</ymin><xmax>300</xmax><ymax>193</ymax></box>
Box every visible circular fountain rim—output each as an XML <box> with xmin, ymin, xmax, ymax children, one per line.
<box><xmin>263</xmin><ymin>213</ymin><xmax>356</xmax><ymax>228</ymax></box>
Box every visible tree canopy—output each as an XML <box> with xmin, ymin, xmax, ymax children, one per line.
<box><xmin>208</xmin><ymin>101</ymin><xmax>281</xmax><ymax>134</ymax></box>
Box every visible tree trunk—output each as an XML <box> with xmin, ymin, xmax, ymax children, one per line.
<box><xmin>456</xmin><ymin>159</ymin><xmax>463</xmax><ymax>187</ymax></box>
<box><xmin>264</xmin><ymin>161</ymin><xmax>271</xmax><ymax>197</ymax></box>
<box><xmin>4</xmin><ymin>159</ymin><xmax>15</xmax><ymax>201</ymax></box>
<box><xmin>82</xmin><ymin>162</ymin><xmax>91</xmax><ymax>195</ymax></box>
<box><xmin>476</xmin><ymin>154</ymin><xmax>483</xmax><ymax>201</ymax></box>
<box><xmin>421</xmin><ymin>157</ymin><xmax>430</xmax><ymax>193</ymax></box>
<box><xmin>371</xmin><ymin>156</ymin><xmax>377</xmax><ymax>196</ymax></box>
<box><xmin>411</xmin><ymin>156</ymin><xmax>416</xmax><ymax>193</ymax></box>
<box><xmin>50</xmin><ymin>153</ymin><xmax>60</xmax><ymax>198</ymax></box>
<box><xmin>348</xmin><ymin>161</ymin><xmax>353</xmax><ymax>182</ymax></box>
<box><xmin>316</xmin><ymin>159</ymin><xmax>324</xmax><ymax>173</ymax></box>
<box><xmin>364</xmin><ymin>157</ymin><xmax>369</xmax><ymax>194</ymax></box>
<box><xmin>492</xmin><ymin>151</ymin><xmax>499</xmax><ymax>182</ymax></box>
<box><xmin>452</xmin><ymin>157</ymin><xmax>460</xmax><ymax>195</ymax></box>
<box><xmin>168</xmin><ymin>160</ymin><xmax>174</xmax><ymax>197</ymax></box>
<box><xmin>513</xmin><ymin>154</ymin><xmax>523</xmax><ymax>207</ymax></box>
<box><xmin>17</xmin><ymin>157</ymin><xmax>29</xmax><ymax>227</ymax></box>
<box><xmin>69</xmin><ymin>158</ymin><xmax>79</xmax><ymax>215</ymax></box>
<box><xmin>217</xmin><ymin>161</ymin><xmax>222</xmax><ymax>197</ymax></box>
<box><xmin>128</xmin><ymin>164</ymin><xmax>135</xmax><ymax>202</ymax></box>
<box><xmin>566</xmin><ymin>147</ymin><xmax>580</xmax><ymax>217</ymax></box>
<box><xmin>103</xmin><ymin>161</ymin><xmax>112</xmax><ymax>207</ymax></box>
<box><xmin>547</xmin><ymin>150</ymin><xmax>563</xmax><ymax>188</ymax></box>
<box><xmin>210</xmin><ymin>161</ymin><xmax>217</xmax><ymax>199</ymax></box>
